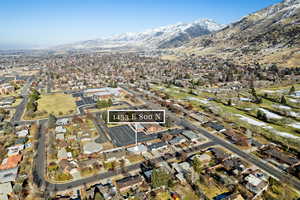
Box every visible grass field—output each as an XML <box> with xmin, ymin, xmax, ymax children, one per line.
<box><xmin>160</xmin><ymin>55</ymin><xmax>180</xmax><ymax>61</ymax></box>
<box><xmin>37</xmin><ymin>93</ymin><xmax>76</xmax><ymax>116</ymax></box>
<box><xmin>152</xmin><ymin>83</ymin><xmax>300</xmax><ymax>150</ymax></box>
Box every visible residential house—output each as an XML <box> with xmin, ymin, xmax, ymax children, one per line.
<box><xmin>7</xmin><ymin>145</ymin><xmax>24</xmax><ymax>156</ymax></box>
<box><xmin>168</xmin><ymin>136</ymin><xmax>186</xmax><ymax>145</ymax></box>
<box><xmin>148</xmin><ymin>141</ymin><xmax>168</xmax><ymax>151</ymax></box>
<box><xmin>222</xmin><ymin>157</ymin><xmax>246</xmax><ymax>174</ymax></box>
<box><xmin>56</xmin><ymin>133</ymin><xmax>65</xmax><ymax>140</ymax></box>
<box><xmin>57</xmin><ymin>148</ymin><xmax>68</xmax><ymax>160</ymax></box>
<box><xmin>181</xmin><ymin>130</ymin><xmax>200</xmax><ymax>142</ymax></box>
<box><xmin>262</xmin><ymin>147</ymin><xmax>300</xmax><ymax>166</ymax></box>
<box><xmin>104</xmin><ymin>149</ymin><xmax>126</xmax><ymax>162</ymax></box>
<box><xmin>86</xmin><ymin>183</ymin><xmax>116</xmax><ymax>200</ymax></box>
<box><xmin>191</xmin><ymin>153</ymin><xmax>211</xmax><ymax>163</ymax></box>
<box><xmin>205</xmin><ymin>122</ymin><xmax>226</xmax><ymax>132</ymax></box>
<box><xmin>58</xmin><ymin>160</ymin><xmax>75</xmax><ymax>173</ymax></box>
<box><xmin>56</xmin><ymin>118</ymin><xmax>70</xmax><ymax>126</ymax></box>
<box><xmin>0</xmin><ymin>154</ymin><xmax>22</xmax><ymax>170</ymax></box>
<box><xmin>210</xmin><ymin>148</ymin><xmax>230</xmax><ymax>162</ymax></box>
<box><xmin>143</xmin><ymin>124</ymin><xmax>163</xmax><ymax>134</ymax></box>
<box><xmin>15</xmin><ymin>137</ymin><xmax>27</xmax><ymax>145</ymax></box>
<box><xmin>0</xmin><ymin>167</ymin><xmax>18</xmax><ymax>183</ymax></box>
<box><xmin>142</xmin><ymin>169</ymin><xmax>153</xmax><ymax>182</ymax></box>
<box><xmin>172</xmin><ymin>162</ymin><xmax>194</xmax><ymax>183</ymax></box>
<box><xmin>245</xmin><ymin>174</ymin><xmax>268</xmax><ymax>195</ymax></box>
<box><xmin>16</xmin><ymin>129</ymin><xmax>29</xmax><ymax>137</ymax></box>
<box><xmin>222</xmin><ymin>130</ymin><xmax>250</xmax><ymax>147</ymax></box>
<box><xmin>189</xmin><ymin>112</ymin><xmax>208</xmax><ymax>124</ymax></box>
<box><xmin>115</xmin><ymin>175</ymin><xmax>143</xmax><ymax>192</ymax></box>
<box><xmin>55</xmin><ymin>126</ymin><xmax>67</xmax><ymax>133</ymax></box>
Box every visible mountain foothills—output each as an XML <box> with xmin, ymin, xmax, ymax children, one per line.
<box><xmin>54</xmin><ymin>19</ymin><xmax>223</xmax><ymax>50</ymax></box>
<box><xmin>52</xmin><ymin>0</ymin><xmax>300</xmax><ymax>67</ymax></box>
<box><xmin>181</xmin><ymin>0</ymin><xmax>300</xmax><ymax>67</ymax></box>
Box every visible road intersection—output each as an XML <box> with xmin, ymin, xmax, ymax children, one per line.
<box><xmin>9</xmin><ymin>79</ymin><xmax>300</xmax><ymax>192</ymax></box>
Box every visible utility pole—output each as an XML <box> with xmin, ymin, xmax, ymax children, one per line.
<box><xmin>134</xmin><ymin>123</ymin><xmax>138</xmax><ymax>150</ymax></box>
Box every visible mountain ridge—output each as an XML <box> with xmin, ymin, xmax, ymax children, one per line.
<box><xmin>180</xmin><ymin>0</ymin><xmax>300</xmax><ymax>67</ymax></box>
<box><xmin>52</xmin><ymin>19</ymin><xmax>223</xmax><ymax>50</ymax></box>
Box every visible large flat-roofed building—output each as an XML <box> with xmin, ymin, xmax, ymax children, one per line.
<box><xmin>84</xmin><ymin>87</ymin><xmax>123</xmax><ymax>100</ymax></box>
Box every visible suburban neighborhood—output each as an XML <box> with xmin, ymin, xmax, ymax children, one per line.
<box><xmin>1</xmin><ymin>0</ymin><xmax>300</xmax><ymax>199</ymax></box>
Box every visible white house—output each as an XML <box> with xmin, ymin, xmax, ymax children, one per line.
<box><xmin>55</xmin><ymin>126</ymin><xmax>67</xmax><ymax>133</ymax></box>
<box><xmin>16</xmin><ymin>129</ymin><xmax>28</xmax><ymax>137</ymax></box>
<box><xmin>7</xmin><ymin>145</ymin><xmax>24</xmax><ymax>156</ymax></box>
<box><xmin>245</xmin><ymin>174</ymin><xmax>268</xmax><ymax>195</ymax></box>
<box><xmin>56</xmin><ymin>118</ymin><xmax>70</xmax><ymax>126</ymax></box>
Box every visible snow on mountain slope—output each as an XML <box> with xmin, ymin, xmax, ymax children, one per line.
<box><xmin>182</xmin><ymin>0</ymin><xmax>300</xmax><ymax>67</ymax></box>
<box><xmin>53</xmin><ymin>19</ymin><xmax>223</xmax><ymax>50</ymax></box>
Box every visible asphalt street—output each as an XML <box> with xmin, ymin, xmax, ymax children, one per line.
<box><xmin>33</xmin><ymin>120</ymin><xmax>215</xmax><ymax>192</ymax></box>
<box><xmin>19</xmin><ymin>84</ymin><xmax>300</xmax><ymax>192</ymax></box>
<box><xmin>11</xmin><ymin>76</ymin><xmax>35</xmax><ymax>123</ymax></box>
<box><xmin>128</xmin><ymin>87</ymin><xmax>300</xmax><ymax>191</ymax></box>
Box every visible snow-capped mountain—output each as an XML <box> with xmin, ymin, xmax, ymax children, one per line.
<box><xmin>185</xmin><ymin>0</ymin><xmax>300</xmax><ymax>67</ymax></box>
<box><xmin>54</xmin><ymin>19</ymin><xmax>223</xmax><ymax>50</ymax></box>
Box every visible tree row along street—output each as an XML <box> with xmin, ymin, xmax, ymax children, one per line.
<box><xmin>12</xmin><ymin>78</ymin><xmax>300</xmax><ymax>192</ymax></box>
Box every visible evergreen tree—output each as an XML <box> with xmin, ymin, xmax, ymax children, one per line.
<box><xmin>257</xmin><ymin>110</ymin><xmax>267</xmax><ymax>121</ymax></box>
<box><xmin>48</xmin><ymin>114</ymin><xmax>57</xmax><ymax>128</ymax></box>
<box><xmin>107</xmin><ymin>99</ymin><xmax>113</xmax><ymax>107</ymax></box>
<box><xmin>151</xmin><ymin>169</ymin><xmax>171</xmax><ymax>188</ymax></box>
<box><xmin>227</xmin><ymin>99</ymin><xmax>232</xmax><ymax>106</ymax></box>
<box><xmin>288</xmin><ymin>86</ymin><xmax>295</xmax><ymax>95</ymax></box>
<box><xmin>192</xmin><ymin>157</ymin><xmax>203</xmax><ymax>173</ymax></box>
<box><xmin>94</xmin><ymin>192</ymin><xmax>104</xmax><ymax>200</ymax></box>
<box><xmin>102</xmin><ymin>112</ymin><xmax>108</xmax><ymax>123</ymax></box>
<box><xmin>281</xmin><ymin>95</ymin><xmax>287</xmax><ymax>105</ymax></box>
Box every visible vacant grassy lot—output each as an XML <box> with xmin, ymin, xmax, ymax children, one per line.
<box><xmin>198</xmin><ymin>182</ymin><xmax>228</xmax><ymax>199</ymax></box>
<box><xmin>37</xmin><ymin>93</ymin><xmax>76</xmax><ymax>116</ymax></box>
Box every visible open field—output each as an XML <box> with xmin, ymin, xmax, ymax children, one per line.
<box><xmin>37</xmin><ymin>93</ymin><xmax>77</xmax><ymax>116</ymax></box>
<box><xmin>160</xmin><ymin>55</ymin><xmax>180</xmax><ymax>61</ymax></box>
<box><xmin>198</xmin><ymin>182</ymin><xmax>228</xmax><ymax>199</ymax></box>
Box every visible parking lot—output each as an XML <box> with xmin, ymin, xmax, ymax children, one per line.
<box><xmin>108</xmin><ymin>125</ymin><xmax>183</xmax><ymax>147</ymax></box>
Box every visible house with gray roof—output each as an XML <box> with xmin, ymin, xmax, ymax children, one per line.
<box><xmin>0</xmin><ymin>167</ymin><xmax>18</xmax><ymax>183</ymax></box>
<box><xmin>168</xmin><ymin>136</ymin><xmax>186</xmax><ymax>145</ymax></box>
<box><xmin>181</xmin><ymin>130</ymin><xmax>200</xmax><ymax>141</ymax></box>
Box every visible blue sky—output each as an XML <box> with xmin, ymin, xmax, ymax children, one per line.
<box><xmin>0</xmin><ymin>0</ymin><xmax>281</xmax><ymax>49</ymax></box>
